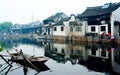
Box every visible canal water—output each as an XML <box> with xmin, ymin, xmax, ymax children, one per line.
<box><xmin>0</xmin><ymin>37</ymin><xmax>120</xmax><ymax>75</ymax></box>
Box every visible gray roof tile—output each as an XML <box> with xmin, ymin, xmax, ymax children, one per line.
<box><xmin>78</xmin><ymin>2</ymin><xmax>120</xmax><ymax>17</ymax></box>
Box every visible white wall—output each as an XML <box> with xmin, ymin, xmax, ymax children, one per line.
<box><xmin>82</xmin><ymin>21</ymin><xmax>88</xmax><ymax>36</ymax></box>
<box><xmin>87</xmin><ymin>24</ymin><xmax>108</xmax><ymax>34</ymax></box>
<box><xmin>112</xmin><ymin>7</ymin><xmax>120</xmax><ymax>22</ymax></box>
<box><xmin>53</xmin><ymin>15</ymin><xmax>87</xmax><ymax>37</ymax></box>
<box><xmin>111</xmin><ymin>7</ymin><xmax>120</xmax><ymax>37</ymax></box>
<box><xmin>65</xmin><ymin>15</ymin><xmax>86</xmax><ymax>37</ymax></box>
<box><xmin>53</xmin><ymin>43</ymin><xmax>71</xmax><ymax>59</ymax></box>
<box><xmin>53</xmin><ymin>25</ymin><xmax>66</xmax><ymax>36</ymax></box>
<box><xmin>53</xmin><ymin>43</ymin><xmax>67</xmax><ymax>53</ymax></box>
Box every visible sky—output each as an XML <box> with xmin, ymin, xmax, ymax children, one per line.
<box><xmin>0</xmin><ymin>0</ymin><xmax>120</xmax><ymax>24</ymax></box>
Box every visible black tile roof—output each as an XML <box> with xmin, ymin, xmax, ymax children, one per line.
<box><xmin>43</xmin><ymin>12</ymin><xmax>68</xmax><ymax>23</ymax></box>
<box><xmin>53</xmin><ymin>14</ymin><xmax>78</xmax><ymax>26</ymax></box>
<box><xmin>46</xmin><ymin>13</ymin><xmax>63</xmax><ymax>20</ymax></box>
<box><xmin>53</xmin><ymin>17</ymin><xmax>70</xmax><ymax>26</ymax></box>
<box><xmin>78</xmin><ymin>2</ymin><xmax>120</xmax><ymax>17</ymax></box>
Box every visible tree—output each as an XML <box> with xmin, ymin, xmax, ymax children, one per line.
<box><xmin>0</xmin><ymin>22</ymin><xmax>12</xmax><ymax>31</ymax></box>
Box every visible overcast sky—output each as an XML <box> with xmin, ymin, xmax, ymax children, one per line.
<box><xmin>0</xmin><ymin>0</ymin><xmax>119</xmax><ymax>24</ymax></box>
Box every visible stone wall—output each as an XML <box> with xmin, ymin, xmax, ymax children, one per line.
<box><xmin>117</xmin><ymin>38</ymin><xmax>120</xmax><ymax>44</ymax></box>
<box><xmin>52</xmin><ymin>35</ymin><xmax>110</xmax><ymax>44</ymax></box>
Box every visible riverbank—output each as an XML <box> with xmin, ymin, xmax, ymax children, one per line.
<box><xmin>37</xmin><ymin>35</ymin><xmax>113</xmax><ymax>44</ymax></box>
<box><xmin>2</xmin><ymin>34</ymin><xmax>119</xmax><ymax>44</ymax></box>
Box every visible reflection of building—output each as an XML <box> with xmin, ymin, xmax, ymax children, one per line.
<box><xmin>44</xmin><ymin>41</ymin><xmax>120</xmax><ymax>74</ymax></box>
<box><xmin>87</xmin><ymin>44</ymin><xmax>110</xmax><ymax>59</ymax></box>
<box><xmin>78</xmin><ymin>43</ymin><xmax>120</xmax><ymax>74</ymax></box>
<box><xmin>44</xmin><ymin>42</ymin><xmax>87</xmax><ymax>64</ymax></box>
<box><xmin>111</xmin><ymin>47</ymin><xmax>120</xmax><ymax>74</ymax></box>
<box><xmin>78</xmin><ymin>44</ymin><xmax>112</xmax><ymax>72</ymax></box>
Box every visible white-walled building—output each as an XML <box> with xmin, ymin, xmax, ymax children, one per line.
<box><xmin>41</xmin><ymin>2</ymin><xmax>120</xmax><ymax>43</ymax></box>
<box><xmin>53</xmin><ymin>14</ymin><xmax>87</xmax><ymax>41</ymax></box>
<box><xmin>42</xmin><ymin>12</ymin><xmax>69</xmax><ymax>36</ymax></box>
<box><xmin>78</xmin><ymin>2</ymin><xmax>120</xmax><ymax>38</ymax></box>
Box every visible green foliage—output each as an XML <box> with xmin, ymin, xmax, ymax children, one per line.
<box><xmin>0</xmin><ymin>42</ymin><xmax>3</xmax><ymax>52</ymax></box>
<box><xmin>0</xmin><ymin>47</ymin><xmax>3</xmax><ymax>51</ymax></box>
<box><xmin>0</xmin><ymin>22</ymin><xmax>12</xmax><ymax>31</ymax></box>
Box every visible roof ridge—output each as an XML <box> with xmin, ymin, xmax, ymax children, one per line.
<box><xmin>87</xmin><ymin>6</ymin><xmax>102</xmax><ymax>9</ymax></box>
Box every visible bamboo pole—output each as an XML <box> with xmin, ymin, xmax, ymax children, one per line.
<box><xmin>0</xmin><ymin>55</ymin><xmax>12</xmax><ymax>67</ymax></box>
<box><xmin>20</xmin><ymin>50</ymin><xmax>40</xmax><ymax>72</ymax></box>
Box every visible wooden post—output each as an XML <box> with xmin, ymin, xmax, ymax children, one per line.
<box><xmin>0</xmin><ymin>55</ymin><xmax>12</xmax><ymax>67</ymax></box>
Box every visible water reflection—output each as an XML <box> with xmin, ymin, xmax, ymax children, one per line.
<box><xmin>79</xmin><ymin>43</ymin><xmax>112</xmax><ymax>73</ymax></box>
<box><xmin>0</xmin><ymin>37</ymin><xmax>120</xmax><ymax>75</ymax></box>
<box><xmin>44</xmin><ymin>41</ymin><xmax>120</xmax><ymax>74</ymax></box>
<box><xmin>0</xmin><ymin>61</ymin><xmax>49</xmax><ymax>75</ymax></box>
<box><xmin>44</xmin><ymin>42</ymin><xmax>84</xmax><ymax>65</ymax></box>
<box><xmin>0</xmin><ymin>37</ymin><xmax>44</xmax><ymax>50</ymax></box>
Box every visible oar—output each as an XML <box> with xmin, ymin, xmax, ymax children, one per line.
<box><xmin>20</xmin><ymin>50</ymin><xmax>41</xmax><ymax>72</ymax></box>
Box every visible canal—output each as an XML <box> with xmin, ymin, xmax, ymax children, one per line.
<box><xmin>0</xmin><ymin>37</ymin><xmax>120</xmax><ymax>75</ymax></box>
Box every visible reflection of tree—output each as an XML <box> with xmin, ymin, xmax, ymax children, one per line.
<box><xmin>0</xmin><ymin>37</ymin><xmax>15</xmax><ymax>50</ymax></box>
<box><xmin>0</xmin><ymin>37</ymin><xmax>44</xmax><ymax>50</ymax></box>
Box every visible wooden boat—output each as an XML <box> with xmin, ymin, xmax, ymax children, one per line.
<box><xmin>7</xmin><ymin>50</ymin><xmax>48</xmax><ymax>63</ymax></box>
<box><xmin>7</xmin><ymin>49</ymin><xmax>49</xmax><ymax>72</ymax></box>
<box><xmin>13</xmin><ymin>59</ymin><xmax>49</xmax><ymax>72</ymax></box>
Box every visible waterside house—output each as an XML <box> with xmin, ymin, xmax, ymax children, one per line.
<box><xmin>77</xmin><ymin>2</ymin><xmax>120</xmax><ymax>43</ymax></box>
<box><xmin>7</xmin><ymin>2</ymin><xmax>120</xmax><ymax>44</ymax></box>
<box><xmin>53</xmin><ymin>14</ymin><xmax>87</xmax><ymax>42</ymax></box>
<box><xmin>41</xmin><ymin>12</ymin><xmax>87</xmax><ymax>42</ymax></box>
<box><xmin>40</xmin><ymin>2</ymin><xmax>120</xmax><ymax>43</ymax></box>
<box><xmin>42</xmin><ymin>12</ymin><xmax>68</xmax><ymax>36</ymax></box>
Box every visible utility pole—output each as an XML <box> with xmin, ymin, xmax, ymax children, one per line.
<box><xmin>32</xmin><ymin>13</ymin><xmax>34</xmax><ymax>22</ymax></box>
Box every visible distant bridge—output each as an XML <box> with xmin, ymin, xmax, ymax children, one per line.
<box><xmin>11</xmin><ymin>25</ymin><xmax>42</xmax><ymax>35</ymax></box>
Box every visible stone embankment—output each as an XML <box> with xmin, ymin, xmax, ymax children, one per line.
<box><xmin>3</xmin><ymin>34</ymin><xmax>119</xmax><ymax>44</ymax></box>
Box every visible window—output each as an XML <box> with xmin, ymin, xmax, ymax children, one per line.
<box><xmin>61</xmin><ymin>26</ymin><xmax>64</xmax><ymax>31</ymax></box>
<box><xmin>70</xmin><ymin>27</ymin><xmax>73</xmax><ymax>32</ymax></box>
<box><xmin>101</xmin><ymin>26</ymin><xmax>106</xmax><ymax>31</ymax></box>
<box><xmin>54</xmin><ymin>27</ymin><xmax>57</xmax><ymax>31</ymax></box>
<box><xmin>54</xmin><ymin>48</ymin><xmax>57</xmax><ymax>52</ymax></box>
<box><xmin>91</xmin><ymin>46</ymin><xmax>97</xmax><ymax>55</ymax></box>
<box><xmin>76</xmin><ymin>27</ymin><xmax>81</xmax><ymax>32</ymax></box>
<box><xmin>61</xmin><ymin>48</ymin><xmax>65</xmax><ymax>53</ymax></box>
<box><xmin>91</xmin><ymin>26</ymin><xmax>95</xmax><ymax>32</ymax></box>
<box><xmin>101</xmin><ymin>51</ymin><xmax>106</xmax><ymax>57</ymax></box>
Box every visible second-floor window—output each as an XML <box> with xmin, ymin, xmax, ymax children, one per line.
<box><xmin>76</xmin><ymin>27</ymin><xmax>81</xmax><ymax>32</ymax></box>
<box><xmin>61</xmin><ymin>26</ymin><xmax>64</xmax><ymax>31</ymax></box>
<box><xmin>70</xmin><ymin>27</ymin><xmax>73</xmax><ymax>32</ymax></box>
<box><xmin>91</xmin><ymin>26</ymin><xmax>95</xmax><ymax>32</ymax></box>
<box><xmin>101</xmin><ymin>26</ymin><xmax>106</xmax><ymax>31</ymax></box>
<box><xmin>54</xmin><ymin>27</ymin><xmax>57</xmax><ymax>31</ymax></box>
